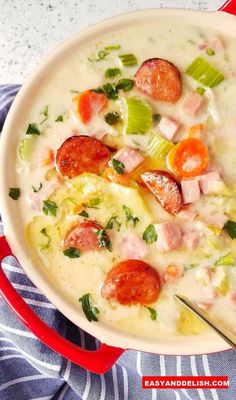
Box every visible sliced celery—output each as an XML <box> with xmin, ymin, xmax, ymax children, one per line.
<box><xmin>18</xmin><ymin>136</ymin><xmax>35</xmax><ymax>161</ymax></box>
<box><xmin>216</xmin><ymin>274</ymin><xmax>229</xmax><ymax>296</ymax></box>
<box><xmin>214</xmin><ymin>253</ymin><xmax>234</xmax><ymax>267</ymax></box>
<box><xmin>148</xmin><ymin>132</ymin><xmax>174</xmax><ymax>159</ymax></box>
<box><xmin>119</xmin><ymin>53</ymin><xmax>137</xmax><ymax>67</ymax></box>
<box><xmin>125</xmin><ymin>97</ymin><xmax>152</xmax><ymax>135</ymax></box>
<box><xmin>186</xmin><ymin>57</ymin><xmax>224</xmax><ymax>87</ymax></box>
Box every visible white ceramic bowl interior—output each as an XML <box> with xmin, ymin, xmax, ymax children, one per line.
<box><xmin>0</xmin><ymin>8</ymin><xmax>235</xmax><ymax>355</ymax></box>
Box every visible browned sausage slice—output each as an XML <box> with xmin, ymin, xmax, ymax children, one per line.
<box><xmin>64</xmin><ymin>220</ymin><xmax>103</xmax><ymax>252</ymax></box>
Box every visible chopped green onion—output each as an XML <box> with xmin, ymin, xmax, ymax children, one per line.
<box><xmin>79</xmin><ymin>293</ymin><xmax>99</xmax><ymax>322</ymax></box>
<box><xmin>224</xmin><ymin>220</ymin><xmax>236</xmax><ymax>239</ymax></box>
<box><xmin>147</xmin><ymin>307</ymin><xmax>157</xmax><ymax>321</ymax></box>
<box><xmin>42</xmin><ymin>200</ymin><xmax>58</xmax><ymax>217</ymax></box>
<box><xmin>105</xmin><ymin>68</ymin><xmax>121</xmax><ymax>79</ymax></box>
<box><xmin>112</xmin><ymin>158</ymin><xmax>125</xmax><ymax>175</ymax></box>
<box><xmin>142</xmin><ymin>224</ymin><xmax>157</xmax><ymax>245</ymax></box>
<box><xmin>18</xmin><ymin>137</ymin><xmax>35</xmax><ymax>161</ymax></box>
<box><xmin>125</xmin><ymin>98</ymin><xmax>152</xmax><ymax>135</ymax></box>
<box><xmin>148</xmin><ymin>132</ymin><xmax>174</xmax><ymax>159</ymax></box>
<box><xmin>26</xmin><ymin>123</ymin><xmax>40</xmax><ymax>135</ymax></box>
<box><xmin>196</xmin><ymin>87</ymin><xmax>205</xmax><ymax>95</ymax></box>
<box><xmin>105</xmin><ymin>44</ymin><xmax>121</xmax><ymax>51</ymax></box>
<box><xmin>186</xmin><ymin>57</ymin><xmax>224</xmax><ymax>87</ymax></box>
<box><xmin>9</xmin><ymin>187</ymin><xmax>20</xmax><ymax>200</ymax></box>
<box><xmin>214</xmin><ymin>253</ymin><xmax>234</xmax><ymax>267</ymax></box>
<box><xmin>119</xmin><ymin>53</ymin><xmax>137</xmax><ymax>67</ymax></box>
<box><xmin>206</xmin><ymin>48</ymin><xmax>215</xmax><ymax>56</ymax></box>
<box><xmin>88</xmin><ymin>50</ymin><xmax>110</xmax><ymax>62</ymax></box>
<box><xmin>40</xmin><ymin>228</ymin><xmax>51</xmax><ymax>250</ymax></box>
<box><xmin>104</xmin><ymin>112</ymin><xmax>120</xmax><ymax>125</ymax></box>
<box><xmin>116</xmin><ymin>79</ymin><xmax>133</xmax><ymax>92</ymax></box>
<box><xmin>63</xmin><ymin>247</ymin><xmax>80</xmax><ymax>258</ymax></box>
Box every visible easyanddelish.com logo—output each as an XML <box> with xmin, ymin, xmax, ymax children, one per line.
<box><xmin>142</xmin><ymin>376</ymin><xmax>229</xmax><ymax>389</ymax></box>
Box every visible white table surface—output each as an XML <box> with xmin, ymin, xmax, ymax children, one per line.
<box><xmin>0</xmin><ymin>0</ymin><xmax>224</xmax><ymax>84</ymax></box>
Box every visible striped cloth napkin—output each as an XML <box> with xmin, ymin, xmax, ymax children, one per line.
<box><xmin>0</xmin><ymin>84</ymin><xmax>235</xmax><ymax>400</ymax></box>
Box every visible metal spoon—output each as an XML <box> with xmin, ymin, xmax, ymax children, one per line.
<box><xmin>175</xmin><ymin>294</ymin><xmax>236</xmax><ymax>351</ymax></box>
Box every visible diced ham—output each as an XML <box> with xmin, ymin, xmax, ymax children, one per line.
<box><xmin>155</xmin><ymin>221</ymin><xmax>182</xmax><ymax>252</ymax></box>
<box><xmin>182</xmin><ymin>91</ymin><xmax>207</xmax><ymax>118</ymax></box>
<box><xmin>198</xmin><ymin>171</ymin><xmax>222</xmax><ymax>195</ymax></box>
<box><xmin>183</xmin><ymin>230</ymin><xmax>200</xmax><ymax>249</ymax></box>
<box><xmin>230</xmin><ymin>290</ymin><xmax>236</xmax><ymax>306</ymax></box>
<box><xmin>196</xmin><ymin>302</ymin><xmax>213</xmax><ymax>311</ymax></box>
<box><xmin>205</xmin><ymin>212</ymin><xmax>228</xmax><ymax>229</ymax></box>
<box><xmin>118</xmin><ymin>233</ymin><xmax>148</xmax><ymax>260</ymax></box>
<box><xmin>177</xmin><ymin>205</ymin><xmax>198</xmax><ymax>221</ymax></box>
<box><xmin>199</xmin><ymin>36</ymin><xmax>224</xmax><ymax>53</ymax></box>
<box><xmin>159</xmin><ymin>116</ymin><xmax>181</xmax><ymax>140</ymax></box>
<box><xmin>113</xmin><ymin>147</ymin><xmax>144</xmax><ymax>174</ymax></box>
<box><xmin>181</xmin><ymin>179</ymin><xmax>200</xmax><ymax>204</ymax></box>
<box><xmin>27</xmin><ymin>180</ymin><xmax>61</xmax><ymax>213</ymax></box>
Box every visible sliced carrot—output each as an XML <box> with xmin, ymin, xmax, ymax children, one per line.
<box><xmin>42</xmin><ymin>149</ymin><xmax>54</xmax><ymax>166</ymax></box>
<box><xmin>163</xmin><ymin>265</ymin><xmax>181</xmax><ymax>283</ymax></box>
<box><xmin>188</xmin><ymin>124</ymin><xmax>204</xmax><ymax>141</ymax></box>
<box><xmin>167</xmin><ymin>138</ymin><xmax>208</xmax><ymax>178</ymax></box>
<box><xmin>78</xmin><ymin>90</ymin><xmax>107</xmax><ymax>124</ymax></box>
<box><xmin>103</xmin><ymin>166</ymin><xmax>130</xmax><ymax>186</ymax></box>
<box><xmin>74</xmin><ymin>204</ymin><xmax>84</xmax><ymax>214</ymax></box>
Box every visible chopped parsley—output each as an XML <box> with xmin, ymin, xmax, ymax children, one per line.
<box><xmin>104</xmin><ymin>112</ymin><xmax>121</xmax><ymax>125</ymax></box>
<box><xmin>79</xmin><ymin>293</ymin><xmax>99</xmax><ymax>322</ymax></box>
<box><xmin>55</xmin><ymin>114</ymin><xmax>64</xmax><ymax>122</ymax></box>
<box><xmin>105</xmin><ymin>68</ymin><xmax>121</xmax><ymax>79</ymax></box>
<box><xmin>40</xmin><ymin>228</ymin><xmax>51</xmax><ymax>250</ymax></box>
<box><xmin>42</xmin><ymin>200</ymin><xmax>58</xmax><ymax>217</ymax></box>
<box><xmin>26</xmin><ymin>123</ymin><xmax>40</xmax><ymax>135</ymax></box>
<box><xmin>96</xmin><ymin>229</ymin><xmax>112</xmax><ymax>252</ymax></box>
<box><xmin>206</xmin><ymin>47</ymin><xmax>215</xmax><ymax>56</ymax></box>
<box><xmin>196</xmin><ymin>87</ymin><xmax>205</xmax><ymax>95</ymax></box>
<box><xmin>122</xmin><ymin>205</ymin><xmax>139</xmax><ymax>227</ymax></box>
<box><xmin>106</xmin><ymin>216</ymin><xmax>121</xmax><ymax>231</ymax></box>
<box><xmin>40</xmin><ymin>105</ymin><xmax>49</xmax><ymax>124</ymax></box>
<box><xmin>142</xmin><ymin>224</ymin><xmax>157</xmax><ymax>245</ymax></box>
<box><xmin>32</xmin><ymin>182</ymin><xmax>43</xmax><ymax>193</ymax></box>
<box><xmin>112</xmin><ymin>158</ymin><xmax>125</xmax><ymax>175</ymax></box>
<box><xmin>93</xmin><ymin>83</ymin><xmax>118</xmax><ymax>100</ymax></box>
<box><xmin>147</xmin><ymin>307</ymin><xmax>157</xmax><ymax>321</ymax></box>
<box><xmin>153</xmin><ymin>113</ymin><xmax>162</xmax><ymax>123</ymax></box>
<box><xmin>9</xmin><ymin>187</ymin><xmax>20</xmax><ymax>200</ymax></box>
<box><xmin>79</xmin><ymin>210</ymin><xmax>89</xmax><ymax>218</ymax></box>
<box><xmin>116</xmin><ymin>78</ymin><xmax>134</xmax><ymax>92</ymax></box>
<box><xmin>224</xmin><ymin>220</ymin><xmax>236</xmax><ymax>239</ymax></box>
<box><xmin>63</xmin><ymin>247</ymin><xmax>80</xmax><ymax>258</ymax></box>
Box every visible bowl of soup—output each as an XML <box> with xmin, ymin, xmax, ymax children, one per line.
<box><xmin>1</xmin><ymin>4</ymin><xmax>236</xmax><ymax>372</ymax></box>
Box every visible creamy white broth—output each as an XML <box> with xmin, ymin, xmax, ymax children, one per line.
<box><xmin>14</xmin><ymin>21</ymin><xmax>236</xmax><ymax>339</ymax></box>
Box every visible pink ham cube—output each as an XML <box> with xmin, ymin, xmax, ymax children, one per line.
<box><xmin>177</xmin><ymin>205</ymin><xmax>198</xmax><ymax>221</ymax></box>
<box><xmin>182</xmin><ymin>91</ymin><xmax>207</xmax><ymax>118</ymax></box>
<box><xmin>181</xmin><ymin>179</ymin><xmax>200</xmax><ymax>204</ymax></box>
<box><xmin>205</xmin><ymin>213</ymin><xmax>228</xmax><ymax>229</ymax></box>
<box><xmin>159</xmin><ymin>116</ymin><xmax>181</xmax><ymax>140</ymax></box>
<box><xmin>113</xmin><ymin>147</ymin><xmax>144</xmax><ymax>174</ymax></box>
<box><xmin>155</xmin><ymin>221</ymin><xmax>182</xmax><ymax>252</ymax></box>
<box><xmin>118</xmin><ymin>233</ymin><xmax>148</xmax><ymax>260</ymax></box>
<box><xmin>199</xmin><ymin>36</ymin><xmax>224</xmax><ymax>53</ymax></box>
<box><xmin>183</xmin><ymin>230</ymin><xmax>200</xmax><ymax>249</ymax></box>
<box><xmin>198</xmin><ymin>171</ymin><xmax>222</xmax><ymax>195</ymax></box>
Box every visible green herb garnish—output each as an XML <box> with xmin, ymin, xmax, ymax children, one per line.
<box><xmin>40</xmin><ymin>105</ymin><xmax>49</xmax><ymax>124</ymax></box>
<box><xmin>96</xmin><ymin>229</ymin><xmax>112</xmax><ymax>252</ymax></box>
<box><xmin>42</xmin><ymin>200</ymin><xmax>58</xmax><ymax>217</ymax></box>
<box><xmin>214</xmin><ymin>253</ymin><xmax>234</xmax><ymax>267</ymax></box>
<box><xmin>147</xmin><ymin>307</ymin><xmax>157</xmax><ymax>321</ymax></box>
<box><xmin>88</xmin><ymin>50</ymin><xmax>110</xmax><ymax>62</ymax></box>
<box><xmin>106</xmin><ymin>216</ymin><xmax>121</xmax><ymax>231</ymax></box>
<box><xmin>116</xmin><ymin>78</ymin><xmax>134</xmax><ymax>91</ymax></box>
<box><xmin>63</xmin><ymin>247</ymin><xmax>80</xmax><ymax>258</ymax></box>
<box><xmin>70</xmin><ymin>89</ymin><xmax>80</xmax><ymax>94</ymax></box>
<box><xmin>105</xmin><ymin>68</ymin><xmax>121</xmax><ymax>79</ymax></box>
<box><xmin>79</xmin><ymin>210</ymin><xmax>89</xmax><ymax>218</ymax></box>
<box><xmin>55</xmin><ymin>114</ymin><xmax>64</xmax><ymax>122</ymax></box>
<box><xmin>112</xmin><ymin>158</ymin><xmax>125</xmax><ymax>175</ymax></box>
<box><xmin>32</xmin><ymin>183</ymin><xmax>43</xmax><ymax>193</ymax></box>
<box><xmin>104</xmin><ymin>112</ymin><xmax>120</xmax><ymax>125</ymax></box>
<box><xmin>142</xmin><ymin>224</ymin><xmax>157</xmax><ymax>245</ymax></box>
<box><xmin>119</xmin><ymin>53</ymin><xmax>137</xmax><ymax>67</ymax></box>
<box><xmin>9</xmin><ymin>187</ymin><xmax>20</xmax><ymax>200</ymax></box>
<box><xmin>206</xmin><ymin>48</ymin><xmax>215</xmax><ymax>56</ymax></box>
<box><xmin>79</xmin><ymin>293</ymin><xmax>99</xmax><ymax>322</ymax></box>
<box><xmin>93</xmin><ymin>83</ymin><xmax>118</xmax><ymax>100</ymax></box>
<box><xmin>196</xmin><ymin>87</ymin><xmax>206</xmax><ymax>95</ymax></box>
<box><xmin>153</xmin><ymin>113</ymin><xmax>162</xmax><ymax>123</ymax></box>
<box><xmin>26</xmin><ymin>123</ymin><xmax>40</xmax><ymax>135</ymax></box>
<box><xmin>105</xmin><ymin>44</ymin><xmax>121</xmax><ymax>51</ymax></box>
<box><xmin>224</xmin><ymin>220</ymin><xmax>236</xmax><ymax>239</ymax></box>
<box><xmin>82</xmin><ymin>197</ymin><xmax>101</xmax><ymax>209</ymax></box>
<box><xmin>40</xmin><ymin>228</ymin><xmax>51</xmax><ymax>250</ymax></box>
<box><xmin>122</xmin><ymin>205</ymin><xmax>139</xmax><ymax>227</ymax></box>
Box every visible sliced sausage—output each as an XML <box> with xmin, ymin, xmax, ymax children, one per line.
<box><xmin>141</xmin><ymin>170</ymin><xmax>183</xmax><ymax>215</ymax></box>
<box><xmin>134</xmin><ymin>58</ymin><xmax>182</xmax><ymax>103</ymax></box>
<box><xmin>56</xmin><ymin>135</ymin><xmax>110</xmax><ymax>178</ymax></box>
<box><xmin>64</xmin><ymin>220</ymin><xmax>103</xmax><ymax>252</ymax></box>
<box><xmin>101</xmin><ymin>260</ymin><xmax>161</xmax><ymax>305</ymax></box>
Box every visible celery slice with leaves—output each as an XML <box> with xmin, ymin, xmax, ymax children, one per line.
<box><xmin>18</xmin><ymin>137</ymin><xmax>35</xmax><ymax>161</ymax></box>
<box><xmin>125</xmin><ymin>98</ymin><xmax>152</xmax><ymax>135</ymax></box>
<box><xmin>148</xmin><ymin>132</ymin><xmax>174</xmax><ymax>159</ymax></box>
<box><xmin>119</xmin><ymin>53</ymin><xmax>137</xmax><ymax>67</ymax></box>
<box><xmin>186</xmin><ymin>57</ymin><xmax>224</xmax><ymax>87</ymax></box>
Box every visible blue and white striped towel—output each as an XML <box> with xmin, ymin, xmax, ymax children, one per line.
<box><xmin>0</xmin><ymin>84</ymin><xmax>235</xmax><ymax>400</ymax></box>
